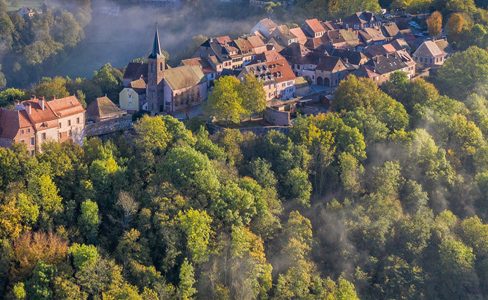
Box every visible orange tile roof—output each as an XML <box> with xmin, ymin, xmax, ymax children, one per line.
<box><xmin>290</xmin><ymin>27</ymin><xmax>307</xmax><ymax>44</ymax></box>
<box><xmin>48</xmin><ymin>96</ymin><xmax>85</xmax><ymax>118</ymax></box>
<box><xmin>247</xmin><ymin>35</ymin><xmax>266</xmax><ymax>48</ymax></box>
<box><xmin>242</xmin><ymin>58</ymin><xmax>296</xmax><ymax>84</ymax></box>
<box><xmin>254</xmin><ymin>50</ymin><xmax>286</xmax><ymax>63</ymax></box>
<box><xmin>22</xmin><ymin>98</ymin><xmax>58</xmax><ymax>127</ymax></box>
<box><xmin>305</xmin><ymin>19</ymin><xmax>326</xmax><ymax>34</ymax></box>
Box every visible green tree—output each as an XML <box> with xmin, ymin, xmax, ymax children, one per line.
<box><xmin>328</xmin><ymin>0</ymin><xmax>381</xmax><ymax>17</ymax></box>
<box><xmin>28</xmin><ymin>174</ymin><xmax>63</xmax><ymax>227</ymax></box>
<box><xmin>32</xmin><ymin>77</ymin><xmax>70</xmax><ymax>100</ymax></box>
<box><xmin>178</xmin><ymin>259</ymin><xmax>196</xmax><ymax>300</ymax></box>
<box><xmin>436</xmin><ymin>46</ymin><xmax>488</xmax><ymax>100</ymax></box>
<box><xmin>0</xmin><ymin>88</ymin><xmax>27</xmax><ymax>107</ymax></box>
<box><xmin>26</xmin><ymin>261</ymin><xmax>56</xmax><ymax>299</ymax></box>
<box><xmin>238</xmin><ymin>74</ymin><xmax>266</xmax><ymax>119</ymax></box>
<box><xmin>177</xmin><ymin>209</ymin><xmax>213</xmax><ymax>264</ymax></box>
<box><xmin>437</xmin><ymin>237</ymin><xmax>480</xmax><ymax>299</ymax></box>
<box><xmin>283</xmin><ymin>168</ymin><xmax>312</xmax><ymax>207</ymax></box>
<box><xmin>53</xmin><ymin>11</ymin><xmax>84</xmax><ymax>47</ymax></box>
<box><xmin>158</xmin><ymin>146</ymin><xmax>220</xmax><ymax>206</ymax></box>
<box><xmin>133</xmin><ymin>115</ymin><xmax>171</xmax><ymax>155</ymax></box>
<box><xmin>206</xmin><ymin>76</ymin><xmax>245</xmax><ymax>124</ymax></box>
<box><xmin>69</xmin><ymin>243</ymin><xmax>99</xmax><ymax>271</ymax></box>
<box><xmin>78</xmin><ymin>200</ymin><xmax>99</xmax><ymax>243</ymax></box>
<box><xmin>333</xmin><ymin>75</ymin><xmax>409</xmax><ymax>131</ymax></box>
<box><xmin>92</xmin><ymin>63</ymin><xmax>123</xmax><ymax>101</ymax></box>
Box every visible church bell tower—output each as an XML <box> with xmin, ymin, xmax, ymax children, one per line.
<box><xmin>146</xmin><ymin>25</ymin><xmax>166</xmax><ymax>115</ymax></box>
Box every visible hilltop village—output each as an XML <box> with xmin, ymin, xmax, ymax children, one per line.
<box><xmin>120</xmin><ymin>11</ymin><xmax>449</xmax><ymax>122</ymax></box>
<box><xmin>0</xmin><ymin>10</ymin><xmax>452</xmax><ymax>152</ymax></box>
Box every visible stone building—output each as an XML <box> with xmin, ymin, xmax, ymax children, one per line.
<box><xmin>0</xmin><ymin>96</ymin><xmax>85</xmax><ymax>155</ymax></box>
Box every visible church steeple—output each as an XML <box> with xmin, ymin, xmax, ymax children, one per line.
<box><xmin>149</xmin><ymin>25</ymin><xmax>163</xmax><ymax>59</ymax></box>
<box><xmin>147</xmin><ymin>24</ymin><xmax>166</xmax><ymax>115</ymax></box>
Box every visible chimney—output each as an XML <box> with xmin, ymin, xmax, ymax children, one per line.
<box><xmin>40</xmin><ymin>97</ymin><xmax>45</xmax><ymax>110</ymax></box>
<box><xmin>25</xmin><ymin>103</ymin><xmax>31</xmax><ymax>114</ymax></box>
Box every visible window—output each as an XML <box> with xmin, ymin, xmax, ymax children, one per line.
<box><xmin>77</xmin><ymin>117</ymin><xmax>80</xmax><ymax>124</ymax></box>
<box><xmin>160</xmin><ymin>62</ymin><xmax>163</xmax><ymax>71</ymax></box>
<box><xmin>31</xmin><ymin>137</ymin><xmax>35</xmax><ymax>145</ymax></box>
<box><xmin>59</xmin><ymin>133</ymin><xmax>62</xmax><ymax>139</ymax></box>
<box><xmin>41</xmin><ymin>133</ymin><xmax>46</xmax><ymax>140</ymax></box>
<box><xmin>59</xmin><ymin>122</ymin><xmax>62</xmax><ymax>128</ymax></box>
<box><xmin>69</xmin><ymin>130</ymin><xmax>72</xmax><ymax>137</ymax></box>
<box><xmin>21</xmin><ymin>129</ymin><xmax>24</xmax><ymax>134</ymax></box>
<box><xmin>68</xmin><ymin>120</ymin><xmax>71</xmax><ymax>126</ymax></box>
<box><xmin>27</xmin><ymin>128</ymin><xmax>30</xmax><ymax>133</ymax></box>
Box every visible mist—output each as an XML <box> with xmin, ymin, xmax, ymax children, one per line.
<box><xmin>42</xmin><ymin>0</ymin><xmax>268</xmax><ymax>78</ymax></box>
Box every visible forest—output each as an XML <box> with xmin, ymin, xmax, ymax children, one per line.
<box><xmin>1</xmin><ymin>0</ymin><xmax>488</xmax><ymax>299</ymax></box>
<box><xmin>0</xmin><ymin>43</ymin><xmax>487</xmax><ymax>299</ymax></box>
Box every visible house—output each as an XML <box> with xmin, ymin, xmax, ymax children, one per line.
<box><xmin>358</xmin><ymin>27</ymin><xmax>386</xmax><ymax>45</ymax></box>
<box><xmin>119</xmin><ymin>88</ymin><xmax>143</xmax><ymax>113</ymax></box>
<box><xmin>247</xmin><ymin>35</ymin><xmax>268</xmax><ymax>54</ymax></box>
<box><xmin>181</xmin><ymin>57</ymin><xmax>219</xmax><ymax>84</ymax></box>
<box><xmin>328</xmin><ymin>48</ymin><xmax>369</xmax><ymax>67</ymax></box>
<box><xmin>270</xmin><ymin>25</ymin><xmax>299</xmax><ymax>47</ymax></box>
<box><xmin>390</xmin><ymin>38</ymin><xmax>411</xmax><ymax>52</ymax></box>
<box><xmin>305</xmin><ymin>37</ymin><xmax>325</xmax><ymax>51</ymax></box>
<box><xmin>280</xmin><ymin>43</ymin><xmax>321</xmax><ymax>79</ymax></box>
<box><xmin>0</xmin><ymin>96</ymin><xmax>85</xmax><ymax>155</ymax></box>
<box><xmin>119</xmin><ymin>78</ymin><xmax>148</xmax><ymax>113</ymax></box>
<box><xmin>381</xmin><ymin>22</ymin><xmax>401</xmax><ymax>41</ymax></box>
<box><xmin>322</xmin><ymin>29</ymin><xmax>360</xmax><ymax>49</ymax></box>
<box><xmin>145</xmin><ymin>27</ymin><xmax>208</xmax><ymax>114</ymax></box>
<box><xmin>194</xmin><ymin>35</ymin><xmax>265</xmax><ymax>71</ymax></box>
<box><xmin>413</xmin><ymin>40</ymin><xmax>447</xmax><ymax>67</ymax></box>
<box><xmin>289</xmin><ymin>27</ymin><xmax>308</xmax><ymax>45</ymax></box>
<box><xmin>17</xmin><ymin>7</ymin><xmax>37</xmax><ymax>18</ymax></box>
<box><xmin>239</xmin><ymin>53</ymin><xmax>297</xmax><ymax>101</ymax></box>
<box><xmin>342</xmin><ymin>11</ymin><xmax>380</xmax><ymax>29</ymax></box>
<box><xmin>434</xmin><ymin>39</ymin><xmax>452</xmax><ymax>56</ymax></box>
<box><xmin>364</xmin><ymin>43</ymin><xmax>397</xmax><ymax>58</ymax></box>
<box><xmin>315</xmin><ymin>56</ymin><xmax>349</xmax><ymax>87</ymax></box>
<box><xmin>251</xmin><ymin>18</ymin><xmax>278</xmax><ymax>39</ymax></box>
<box><xmin>86</xmin><ymin>96</ymin><xmax>126</xmax><ymax>123</ymax></box>
<box><xmin>303</xmin><ymin>18</ymin><xmax>326</xmax><ymax>38</ymax></box>
<box><xmin>355</xmin><ymin>50</ymin><xmax>416</xmax><ymax>84</ymax></box>
<box><xmin>123</xmin><ymin>62</ymin><xmax>148</xmax><ymax>87</ymax></box>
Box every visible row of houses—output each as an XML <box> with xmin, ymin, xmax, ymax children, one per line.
<box><xmin>119</xmin><ymin>11</ymin><xmax>451</xmax><ymax>116</ymax></box>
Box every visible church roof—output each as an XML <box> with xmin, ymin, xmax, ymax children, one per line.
<box><xmin>163</xmin><ymin>65</ymin><xmax>206</xmax><ymax>91</ymax></box>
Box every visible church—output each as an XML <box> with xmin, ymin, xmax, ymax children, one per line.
<box><xmin>122</xmin><ymin>27</ymin><xmax>208</xmax><ymax>115</ymax></box>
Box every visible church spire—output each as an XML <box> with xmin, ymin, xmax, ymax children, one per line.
<box><xmin>149</xmin><ymin>24</ymin><xmax>163</xmax><ymax>59</ymax></box>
